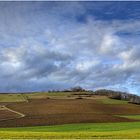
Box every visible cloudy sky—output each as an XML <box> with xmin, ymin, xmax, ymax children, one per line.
<box><xmin>0</xmin><ymin>1</ymin><xmax>140</xmax><ymax>94</ymax></box>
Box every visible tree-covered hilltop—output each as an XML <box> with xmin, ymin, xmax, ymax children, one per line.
<box><xmin>94</xmin><ymin>89</ymin><xmax>140</xmax><ymax>104</ymax></box>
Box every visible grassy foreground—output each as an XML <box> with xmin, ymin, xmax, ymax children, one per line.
<box><xmin>0</xmin><ymin>122</ymin><xmax>140</xmax><ymax>139</ymax></box>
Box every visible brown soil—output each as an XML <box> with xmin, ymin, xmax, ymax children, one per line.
<box><xmin>0</xmin><ymin>98</ymin><xmax>139</xmax><ymax>127</ymax></box>
<box><xmin>0</xmin><ymin>110</ymin><xmax>19</xmax><ymax>121</ymax></box>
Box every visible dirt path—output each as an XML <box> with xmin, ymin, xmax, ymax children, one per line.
<box><xmin>0</xmin><ymin>105</ymin><xmax>25</xmax><ymax>119</ymax></box>
<box><xmin>4</xmin><ymin>106</ymin><xmax>25</xmax><ymax>118</ymax></box>
<box><xmin>20</xmin><ymin>94</ymin><xmax>29</xmax><ymax>103</ymax></box>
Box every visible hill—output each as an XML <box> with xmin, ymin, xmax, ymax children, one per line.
<box><xmin>0</xmin><ymin>90</ymin><xmax>139</xmax><ymax>127</ymax></box>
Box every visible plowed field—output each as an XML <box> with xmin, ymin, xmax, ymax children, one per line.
<box><xmin>0</xmin><ymin>98</ymin><xmax>139</xmax><ymax>127</ymax></box>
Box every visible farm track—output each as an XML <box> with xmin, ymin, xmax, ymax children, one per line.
<box><xmin>4</xmin><ymin>106</ymin><xmax>25</xmax><ymax>118</ymax></box>
<box><xmin>0</xmin><ymin>105</ymin><xmax>25</xmax><ymax>122</ymax></box>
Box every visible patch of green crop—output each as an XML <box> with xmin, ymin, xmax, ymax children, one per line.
<box><xmin>0</xmin><ymin>122</ymin><xmax>140</xmax><ymax>132</ymax></box>
<box><xmin>0</xmin><ymin>94</ymin><xmax>26</xmax><ymax>102</ymax></box>
<box><xmin>118</xmin><ymin>115</ymin><xmax>140</xmax><ymax>120</ymax></box>
<box><xmin>98</xmin><ymin>98</ymin><xmax>128</xmax><ymax>104</ymax></box>
<box><xmin>25</xmin><ymin>92</ymin><xmax>72</xmax><ymax>99</ymax></box>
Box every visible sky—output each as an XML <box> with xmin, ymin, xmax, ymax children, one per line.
<box><xmin>0</xmin><ymin>1</ymin><xmax>140</xmax><ymax>95</ymax></box>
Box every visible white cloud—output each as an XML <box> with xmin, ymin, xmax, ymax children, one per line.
<box><xmin>76</xmin><ymin>59</ymin><xmax>100</xmax><ymax>72</ymax></box>
<box><xmin>100</xmin><ymin>34</ymin><xmax>115</xmax><ymax>54</ymax></box>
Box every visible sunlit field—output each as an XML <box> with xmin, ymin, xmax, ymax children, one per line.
<box><xmin>0</xmin><ymin>122</ymin><xmax>139</xmax><ymax>139</ymax></box>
